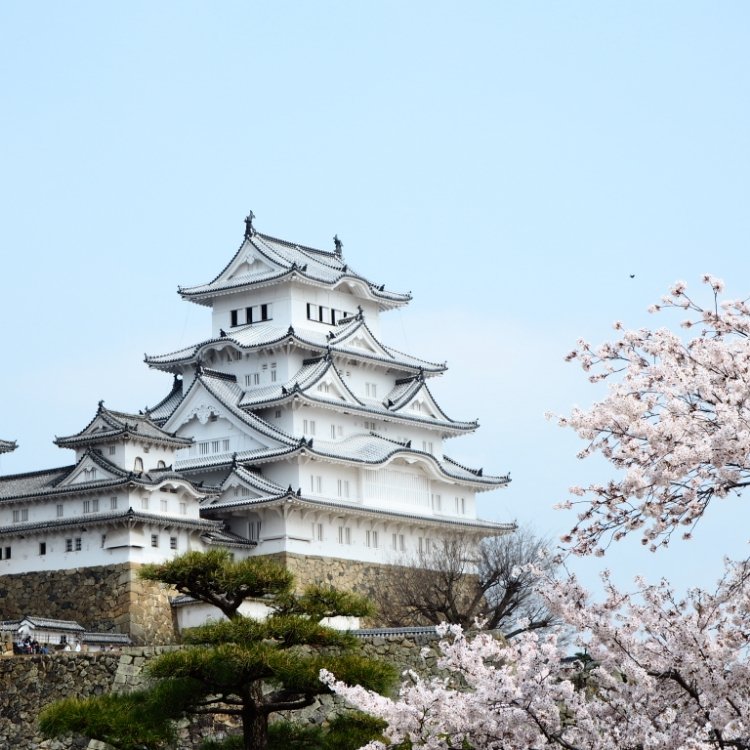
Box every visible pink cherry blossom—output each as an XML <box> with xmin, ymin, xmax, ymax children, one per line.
<box><xmin>554</xmin><ymin>276</ymin><xmax>748</xmax><ymax>556</ymax></box>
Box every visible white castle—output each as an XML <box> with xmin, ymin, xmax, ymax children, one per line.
<box><xmin>0</xmin><ymin>214</ymin><xmax>511</xmax><ymax>604</ymax></box>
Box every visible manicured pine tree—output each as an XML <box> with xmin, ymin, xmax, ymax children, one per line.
<box><xmin>39</xmin><ymin>550</ymin><xmax>395</xmax><ymax>750</ymax></box>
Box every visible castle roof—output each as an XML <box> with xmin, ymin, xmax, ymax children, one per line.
<box><xmin>201</xmin><ymin>489</ymin><xmax>515</xmax><ymax>536</ymax></box>
<box><xmin>0</xmin><ymin>449</ymin><xmax>205</xmax><ymax>503</ymax></box>
<box><xmin>0</xmin><ymin>507</ymin><xmax>224</xmax><ymax>539</ymax></box>
<box><xmin>1</xmin><ymin>616</ymin><xmax>85</xmax><ymax>633</ymax></box>
<box><xmin>170</xmin><ymin>370</ymin><xmax>299</xmax><ymax>447</ymax></box>
<box><xmin>178</xmin><ymin>431</ymin><xmax>508</xmax><ymax>491</ymax></box>
<box><xmin>145</xmin><ymin>314</ymin><xmax>445</xmax><ymax>376</ymax></box>
<box><xmin>238</xmin><ymin>355</ymin><xmax>477</xmax><ymax>436</ymax></box>
<box><xmin>55</xmin><ymin>402</ymin><xmax>192</xmax><ymax>449</ymax></box>
<box><xmin>0</xmin><ymin>440</ymin><xmax>17</xmax><ymax>454</ymax></box>
<box><xmin>177</xmin><ymin>230</ymin><xmax>410</xmax><ymax>309</ymax></box>
<box><xmin>147</xmin><ymin>376</ymin><xmax>185</xmax><ymax>423</ymax></box>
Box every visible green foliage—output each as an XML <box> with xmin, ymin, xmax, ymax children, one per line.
<box><xmin>181</xmin><ymin>611</ymin><xmax>357</xmax><ymax>649</ymax></box>
<box><xmin>200</xmin><ymin>712</ymin><xmax>388</xmax><ymax>750</ymax></box>
<box><xmin>42</xmin><ymin>552</ymin><xmax>395</xmax><ymax>750</ymax></box>
<box><xmin>39</xmin><ymin>687</ymin><xmax>177</xmax><ymax>750</ymax></box>
<box><xmin>322</xmin><ymin>712</ymin><xmax>389</xmax><ymax>749</ymax></box>
<box><xmin>140</xmin><ymin>549</ymin><xmax>294</xmax><ymax>619</ymax></box>
<box><xmin>275</xmin><ymin>583</ymin><xmax>376</xmax><ymax>621</ymax></box>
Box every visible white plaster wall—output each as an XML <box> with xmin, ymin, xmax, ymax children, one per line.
<box><xmin>174</xmin><ymin>597</ymin><xmax>359</xmax><ymax>632</ymax></box>
<box><xmin>211</xmin><ymin>284</ymin><xmax>292</xmax><ymax>337</ymax></box>
<box><xmin>176</xmin><ymin>414</ymin><xmax>268</xmax><ymax>462</ymax></box>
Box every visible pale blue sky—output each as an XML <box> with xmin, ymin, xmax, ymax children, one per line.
<box><xmin>2</xmin><ymin>2</ymin><xmax>750</xmax><ymax>594</ymax></box>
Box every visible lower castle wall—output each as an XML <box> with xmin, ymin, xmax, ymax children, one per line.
<box><xmin>0</xmin><ymin>564</ymin><xmax>177</xmax><ymax>645</ymax></box>
<box><xmin>265</xmin><ymin>551</ymin><xmax>388</xmax><ymax>598</ymax></box>
<box><xmin>0</xmin><ymin>553</ymin><xmax>417</xmax><ymax>647</ymax></box>
<box><xmin>0</xmin><ymin>636</ymin><xmax>441</xmax><ymax>749</ymax></box>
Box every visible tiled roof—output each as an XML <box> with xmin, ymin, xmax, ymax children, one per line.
<box><xmin>195</xmin><ymin>371</ymin><xmax>298</xmax><ymax>446</ymax></box>
<box><xmin>0</xmin><ymin>508</ymin><xmax>223</xmax><ymax>538</ymax></box>
<box><xmin>0</xmin><ymin>617</ymin><xmax>132</xmax><ymax>644</ymax></box>
<box><xmin>350</xmin><ymin>626</ymin><xmax>439</xmax><ymax>639</ymax></box>
<box><xmin>83</xmin><ymin>632</ymin><xmax>131</xmax><ymax>644</ymax></box>
<box><xmin>304</xmin><ymin>433</ymin><xmax>507</xmax><ymax>488</ymax></box>
<box><xmin>1</xmin><ymin>616</ymin><xmax>85</xmax><ymax>632</ymax></box>
<box><xmin>179</xmin><ymin>431</ymin><xmax>507</xmax><ymax>491</ymax></box>
<box><xmin>201</xmin><ymin>526</ymin><xmax>257</xmax><ymax>548</ymax></box>
<box><xmin>178</xmin><ymin>230</ymin><xmax>410</xmax><ymax>308</ymax></box>
<box><xmin>176</xmin><ymin>443</ymin><xmax>302</xmax><ymax>473</ymax></box>
<box><xmin>0</xmin><ymin>466</ymin><xmax>72</xmax><ymax>500</ymax></box>
<box><xmin>238</xmin><ymin>357</ymin><xmax>477</xmax><ymax>435</ymax></box>
<box><xmin>201</xmin><ymin>491</ymin><xmax>515</xmax><ymax>534</ymax></box>
<box><xmin>147</xmin><ymin>376</ymin><xmax>184</xmax><ymax>424</ymax></box>
<box><xmin>225</xmin><ymin>465</ymin><xmax>288</xmax><ymax>496</ymax></box>
<box><xmin>145</xmin><ymin>316</ymin><xmax>444</xmax><ymax>375</ymax></box>
<box><xmin>55</xmin><ymin>402</ymin><xmax>191</xmax><ymax>448</ymax></box>
<box><xmin>0</xmin><ymin>439</ymin><xmax>17</xmax><ymax>454</ymax></box>
<box><xmin>0</xmin><ymin>449</ymin><xmax>206</xmax><ymax>503</ymax></box>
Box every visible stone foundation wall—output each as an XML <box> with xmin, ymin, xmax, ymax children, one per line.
<box><xmin>265</xmin><ymin>551</ymin><xmax>390</xmax><ymax>598</ymax></box>
<box><xmin>0</xmin><ymin>564</ymin><xmax>176</xmax><ymax>645</ymax></box>
<box><xmin>0</xmin><ymin>635</ymin><xmax>442</xmax><ymax>749</ymax></box>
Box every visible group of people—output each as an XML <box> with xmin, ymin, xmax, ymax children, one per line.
<box><xmin>13</xmin><ymin>636</ymin><xmax>51</xmax><ymax>654</ymax></box>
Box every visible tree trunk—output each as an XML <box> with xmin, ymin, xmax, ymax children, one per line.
<box><xmin>242</xmin><ymin>705</ymin><xmax>268</xmax><ymax>750</ymax></box>
<box><xmin>242</xmin><ymin>683</ymin><xmax>268</xmax><ymax>750</ymax></box>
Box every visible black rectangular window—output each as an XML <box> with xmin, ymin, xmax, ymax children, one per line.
<box><xmin>261</xmin><ymin>304</ymin><xmax>269</xmax><ymax>320</ymax></box>
<box><xmin>39</xmin><ymin>542</ymin><xmax>46</xmax><ymax>555</ymax></box>
<box><xmin>230</xmin><ymin>309</ymin><xmax>239</xmax><ymax>327</ymax></box>
<box><xmin>246</xmin><ymin>306</ymin><xmax>253</xmax><ymax>324</ymax></box>
<box><xmin>4</xmin><ymin>546</ymin><xmax>11</xmax><ymax>559</ymax></box>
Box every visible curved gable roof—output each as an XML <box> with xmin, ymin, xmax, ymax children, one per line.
<box><xmin>164</xmin><ymin>369</ymin><xmax>298</xmax><ymax>449</ymax></box>
<box><xmin>177</xmin><ymin>228</ymin><xmax>410</xmax><ymax>308</ymax></box>
<box><xmin>55</xmin><ymin>402</ymin><xmax>191</xmax><ymax>449</ymax></box>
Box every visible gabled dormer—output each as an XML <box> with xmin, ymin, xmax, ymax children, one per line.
<box><xmin>55</xmin><ymin>448</ymin><xmax>129</xmax><ymax>489</ymax></box>
<box><xmin>239</xmin><ymin>353</ymin><xmax>362</xmax><ymax>411</ymax></box>
<box><xmin>55</xmin><ymin>402</ymin><xmax>192</xmax><ymax>473</ymax></box>
<box><xmin>384</xmin><ymin>373</ymin><xmax>478</xmax><ymax>433</ymax></box>
<box><xmin>164</xmin><ymin>370</ymin><xmax>298</xmax><ymax>468</ymax></box>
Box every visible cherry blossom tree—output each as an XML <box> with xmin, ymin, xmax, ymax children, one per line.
<box><xmin>324</xmin><ymin>557</ymin><xmax>750</xmax><ymax>749</ymax></box>
<box><xmin>557</xmin><ymin>274</ymin><xmax>750</xmax><ymax>556</ymax></box>
<box><xmin>323</xmin><ymin>276</ymin><xmax>750</xmax><ymax>750</ymax></box>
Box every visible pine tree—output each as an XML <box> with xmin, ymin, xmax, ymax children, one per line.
<box><xmin>40</xmin><ymin>550</ymin><xmax>395</xmax><ymax>750</ymax></box>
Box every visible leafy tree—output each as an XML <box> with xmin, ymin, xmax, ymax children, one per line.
<box><xmin>373</xmin><ymin>528</ymin><xmax>558</xmax><ymax>636</ymax></box>
<box><xmin>40</xmin><ymin>550</ymin><xmax>395</xmax><ymax>750</ymax></box>
<box><xmin>557</xmin><ymin>274</ymin><xmax>750</xmax><ymax>556</ymax></box>
<box><xmin>325</xmin><ymin>277</ymin><xmax>750</xmax><ymax>749</ymax></box>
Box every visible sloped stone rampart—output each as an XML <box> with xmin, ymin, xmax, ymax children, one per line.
<box><xmin>265</xmin><ymin>551</ymin><xmax>389</xmax><ymax>598</ymax></box>
<box><xmin>0</xmin><ymin>635</ymin><xmax>442</xmax><ymax>748</ymax></box>
<box><xmin>0</xmin><ymin>563</ymin><xmax>177</xmax><ymax>645</ymax></box>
